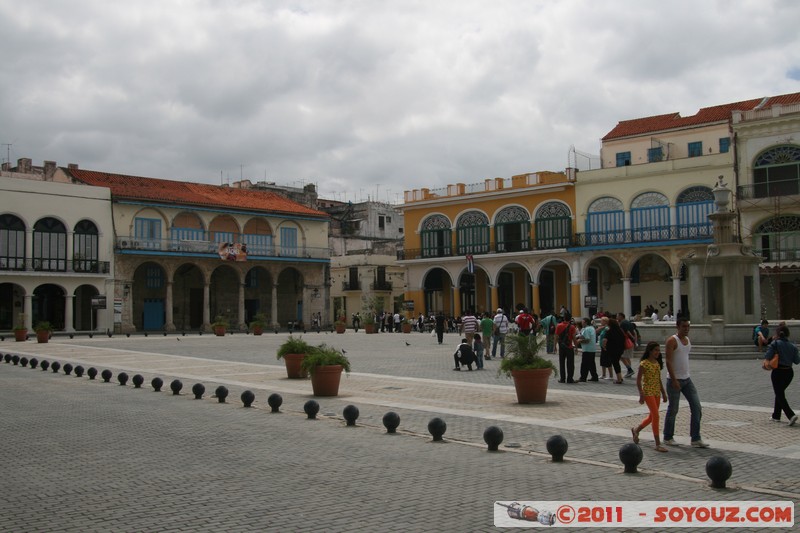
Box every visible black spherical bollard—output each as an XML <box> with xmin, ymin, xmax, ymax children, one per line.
<box><xmin>191</xmin><ymin>383</ymin><xmax>205</xmax><ymax>399</ymax></box>
<box><xmin>12</xmin><ymin>355</ymin><xmax>20</xmax><ymax>365</ymax></box>
<box><xmin>343</xmin><ymin>404</ymin><xmax>359</xmax><ymax>426</ymax></box>
<box><xmin>4</xmin><ymin>353</ymin><xmax>11</xmax><ymax>363</ymax></box>
<box><xmin>151</xmin><ymin>377</ymin><xmax>163</xmax><ymax>392</ymax></box>
<box><xmin>117</xmin><ymin>372</ymin><xmax>129</xmax><ymax>386</ymax></box>
<box><xmin>101</xmin><ymin>369</ymin><xmax>112</xmax><ymax>382</ymax></box>
<box><xmin>51</xmin><ymin>361</ymin><xmax>61</xmax><ymax>373</ymax></box>
<box><xmin>63</xmin><ymin>363</ymin><xmax>73</xmax><ymax>376</ymax></box>
<box><xmin>267</xmin><ymin>393</ymin><xmax>282</xmax><ymax>413</ymax></box>
<box><xmin>40</xmin><ymin>360</ymin><xmax>50</xmax><ymax>371</ymax></box>
<box><xmin>546</xmin><ymin>435</ymin><xmax>569</xmax><ymax>462</ymax></box>
<box><xmin>20</xmin><ymin>356</ymin><xmax>28</xmax><ymax>367</ymax></box>
<box><xmin>706</xmin><ymin>456</ymin><xmax>732</xmax><ymax>489</ymax></box>
<box><xmin>382</xmin><ymin>411</ymin><xmax>400</xmax><ymax>433</ymax></box>
<box><xmin>483</xmin><ymin>426</ymin><xmax>504</xmax><ymax>452</ymax></box>
<box><xmin>241</xmin><ymin>390</ymin><xmax>255</xmax><ymax>407</ymax></box>
<box><xmin>29</xmin><ymin>357</ymin><xmax>38</xmax><ymax>369</ymax></box>
<box><xmin>74</xmin><ymin>365</ymin><xmax>84</xmax><ymax>377</ymax></box>
<box><xmin>132</xmin><ymin>374</ymin><xmax>144</xmax><ymax>388</ymax></box>
<box><xmin>170</xmin><ymin>379</ymin><xmax>183</xmax><ymax>395</ymax></box>
<box><xmin>87</xmin><ymin>367</ymin><xmax>97</xmax><ymax>380</ymax></box>
<box><xmin>214</xmin><ymin>385</ymin><xmax>228</xmax><ymax>403</ymax></box>
<box><xmin>126</xmin><ymin>333</ymin><xmax>130</xmax><ymax>338</ymax></box>
<box><xmin>428</xmin><ymin>417</ymin><xmax>447</xmax><ymax>442</ymax></box>
<box><xmin>304</xmin><ymin>399</ymin><xmax>320</xmax><ymax>419</ymax></box>
<box><xmin>619</xmin><ymin>442</ymin><xmax>643</xmax><ymax>474</ymax></box>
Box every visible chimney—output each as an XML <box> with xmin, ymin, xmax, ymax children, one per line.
<box><xmin>44</xmin><ymin>161</ymin><xmax>57</xmax><ymax>180</ymax></box>
<box><xmin>67</xmin><ymin>163</ymin><xmax>79</xmax><ymax>170</ymax></box>
<box><xmin>18</xmin><ymin>158</ymin><xmax>32</xmax><ymax>173</ymax></box>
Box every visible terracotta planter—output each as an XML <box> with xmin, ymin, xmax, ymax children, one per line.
<box><xmin>14</xmin><ymin>329</ymin><xmax>27</xmax><ymax>342</ymax></box>
<box><xmin>36</xmin><ymin>330</ymin><xmax>50</xmax><ymax>344</ymax></box>
<box><xmin>401</xmin><ymin>322</ymin><xmax>413</xmax><ymax>334</ymax></box>
<box><xmin>335</xmin><ymin>324</ymin><xmax>346</xmax><ymax>334</ymax></box>
<box><xmin>213</xmin><ymin>326</ymin><xmax>226</xmax><ymax>336</ymax></box>
<box><xmin>364</xmin><ymin>323</ymin><xmax>376</xmax><ymax>334</ymax></box>
<box><xmin>510</xmin><ymin>368</ymin><xmax>553</xmax><ymax>404</ymax></box>
<box><xmin>283</xmin><ymin>353</ymin><xmax>308</xmax><ymax>379</ymax></box>
<box><xmin>252</xmin><ymin>326</ymin><xmax>263</xmax><ymax>336</ymax></box>
<box><xmin>310</xmin><ymin>364</ymin><xmax>343</xmax><ymax>396</ymax></box>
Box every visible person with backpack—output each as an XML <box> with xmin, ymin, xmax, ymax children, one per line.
<box><xmin>491</xmin><ymin>308</ymin><xmax>510</xmax><ymax>359</ymax></box>
<box><xmin>763</xmin><ymin>325</ymin><xmax>800</xmax><ymax>425</ymax></box>
<box><xmin>555</xmin><ymin>313</ymin><xmax>578</xmax><ymax>383</ymax></box>
<box><xmin>515</xmin><ymin>308</ymin><xmax>535</xmax><ymax>336</ymax></box>
<box><xmin>754</xmin><ymin>319</ymin><xmax>770</xmax><ymax>351</ymax></box>
<box><xmin>452</xmin><ymin>338</ymin><xmax>477</xmax><ymax>371</ymax></box>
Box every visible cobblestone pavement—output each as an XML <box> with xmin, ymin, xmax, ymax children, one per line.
<box><xmin>1</xmin><ymin>331</ymin><xmax>798</xmax><ymax>532</ymax></box>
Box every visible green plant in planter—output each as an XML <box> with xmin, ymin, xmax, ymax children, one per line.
<box><xmin>34</xmin><ymin>321</ymin><xmax>53</xmax><ymax>333</ymax></box>
<box><xmin>14</xmin><ymin>313</ymin><xmax>27</xmax><ymax>332</ymax></box>
<box><xmin>250</xmin><ymin>313</ymin><xmax>267</xmax><ymax>329</ymax></box>
<box><xmin>333</xmin><ymin>315</ymin><xmax>346</xmax><ymax>327</ymax></box>
<box><xmin>276</xmin><ymin>335</ymin><xmax>314</xmax><ymax>359</ymax></box>
<box><xmin>362</xmin><ymin>314</ymin><xmax>376</xmax><ymax>326</ymax></box>
<box><xmin>300</xmin><ymin>344</ymin><xmax>351</xmax><ymax>375</ymax></box>
<box><xmin>212</xmin><ymin>315</ymin><xmax>229</xmax><ymax>328</ymax></box>
<box><xmin>498</xmin><ymin>333</ymin><xmax>557</xmax><ymax>377</ymax></box>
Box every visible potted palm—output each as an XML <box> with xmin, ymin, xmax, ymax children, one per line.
<box><xmin>401</xmin><ymin>315</ymin><xmax>413</xmax><ymax>334</ymax></box>
<box><xmin>301</xmin><ymin>343</ymin><xmax>351</xmax><ymax>397</ymax></box>
<box><xmin>498</xmin><ymin>332</ymin><xmax>557</xmax><ymax>404</ymax></box>
<box><xmin>277</xmin><ymin>335</ymin><xmax>314</xmax><ymax>379</ymax></box>
<box><xmin>14</xmin><ymin>313</ymin><xmax>28</xmax><ymax>342</ymax></box>
<box><xmin>363</xmin><ymin>314</ymin><xmax>376</xmax><ymax>334</ymax></box>
<box><xmin>212</xmin><ymin>315</ymin><xmax>228</xmax><ymax>336</ymax></box>
<box><xmin>34</xmin><ymin>321</ymin><xmax>53</xmax><ymax>344</ymax></box>
<box><xmin>334</xmin><ymin>315</ymin><xmax>347</xmax><ymax>334</ymax></box>
<box><xmin>250</xmin><ymin>313</ymin><xmax>267</xmax><ymax>336</ymax></box>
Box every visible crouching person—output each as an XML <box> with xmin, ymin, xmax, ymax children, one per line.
<box><xmin>453</xmin><ymin>338</ymin><xmax>476</xmax><ymax>371</ymax></box>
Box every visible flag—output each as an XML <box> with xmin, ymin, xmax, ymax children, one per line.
<box><xmin>466</xmin><ymin>254</ymin><xmax>474</xmax><ymax>274</ymax></box>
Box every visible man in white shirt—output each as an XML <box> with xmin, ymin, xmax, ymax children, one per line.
<box><xmin>460</xmin><ymin>310</ymin><xmax>479</xmax><ymax>344</ymax></box>
<box><xmin>491</xmin><ymin>308</ymin><xmax>509</xmax><ymax>358</ymax></box>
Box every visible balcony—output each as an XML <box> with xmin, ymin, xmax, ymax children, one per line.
<box><xmin>0</xmin><ymin>257</ymin><xmax>110</xmax><ymax>274</ymax></box>
<box><xmin>738</xmin><ymin>178</ymin><xmax>800</xmax><ymax>200</ymax></box>
<box><xmin>370</xmin><ymin>281</ymin><xmax>393</xmax><ymax>291</ymax></box>
<box><xmin>342</xmin><ymin>281</ymin><xmax>361</xmax><ymax>291</ymax></box>
<box><xmin>116</xmin><ymin>236</ymin><xmax>330</xmax><ymax>259</ymax></box>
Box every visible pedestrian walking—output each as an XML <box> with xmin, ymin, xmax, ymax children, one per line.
<box><xmin>663</xmin><ymin>318</ymin><xmax>709</xmax><ymax>448</ymax></box>
<box><xmin>576</xmin><ymin>317</ymin><xmax>599</xmax><ymax>382</ymax></box>
<box><xmin>461</xmin><ymin>310</ymin><xmax>479</xmax><ymax>344</ymax></box>
<box><xmin>492</xmin><ymin>308</ymin><xmax>509</xmax><ymax>358</ymax></box>
<box><xmin>763</xmin><ymin>325</ymin><xmax>800</xmax><ymax>425</ymax></box>
<box><xmin>632</xmin><ymin>342</ymin><xmax>669</xmax><ymax>452</ymax></box>
<box><xmin>555</xmin><ymin>313</ymin><xmax>577</xmax><ymax>383</ymax></box>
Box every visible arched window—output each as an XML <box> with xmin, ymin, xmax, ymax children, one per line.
<box><xmin>676</xmin><ymin>186</ymin><xmax>714</xmax><ymax>238</ymax></box>
<box><xmin>630</xmin><ymin>192</ymin><xmax>669</xmax><ymax>242</ymax></box>
<box><xmin>456</xmin><ymin>211</ymin><xmax>489</xmax><ymax>254</ymax></box>
<box><xmin>421</xmin><ymin>215</ymin><xmax>452</xmax><ymax>258</ymax></box>
<box><xmin>74</xmin><ymin>220</ymin><xmax>99</xmax><ymax>272</ymax></box>
<box><xmin>586</xmin><ymin>197</ymin><xmax>624</xmax><ymax>245</ymax></box>
<box><xmin>495</xmin><ymin>206</ymin><xmax>531</xmax><ymax>252</ymax></box>
<box><xmin>534</xmin><ymin>202</ymin><xmax>572</xmax><ymax>249</ymax></box>
<box><xmin>753</xmin><ymin>145</ymin><xmax>800</xmax><ymax>198</ymax></box>
<box><xmin>753</xmin><ymin>215</ymin><xmax>800</xmax><ymax>262</ymax></box>
<box><xmin>33</xmin><ymin>217</ymin><xmax>67</xmax><ymax>271</ymax></box>
<box><xmin>0</xmin><ymin>214</ymin><xmax>26</xmax><ymax>270</ymax></box>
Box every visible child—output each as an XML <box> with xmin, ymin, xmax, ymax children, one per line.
<box><xmin>473</xmin><ymin>333</ymin><xmax>484</xmax><ymax>370</ymax></box>
<box><xmin>631</xmin><ymin>341</ymin><xmax>668</xmax><ymax>452</ymax></box>
<box><xmin>453</xmin><ymin>338</ymin><xmax>476</xmax><ymax>371</ymax></box>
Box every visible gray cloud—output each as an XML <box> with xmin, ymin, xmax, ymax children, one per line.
<box><xmin>1</xmin><ymin>0</ymin><xmax>799</xmax><ymax>203</ymax></box>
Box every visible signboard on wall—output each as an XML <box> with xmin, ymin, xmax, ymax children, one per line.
<box><xmin>403</xmin><ymin>300</ymin><xmax>415</xmax><ymax>310</ymax></box>
<box><xmin>584</xmin><ymin>295</ymin><xmax>598</xmax><ymax>308</ymax></box>
<box><xmin>218</xmin><ymin>242</ymin><xmax>248</xmax><ymax>262</ymax></box>
<box><xmin>91</xmin><ymin>295</ymin><xmax>107</xmax><ymax>309</ymax></box>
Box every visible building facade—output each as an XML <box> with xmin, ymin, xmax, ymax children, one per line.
<box><xmin>0</xmin><ymin>161</ymin><xmax>115</xmax><ymax>333</ymax></box>
<box><xmin>61</xmin><ymin>167</ymin><xmax>330</xmax><ymax>333</ymax></box>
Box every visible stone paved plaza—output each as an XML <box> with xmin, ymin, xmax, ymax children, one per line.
<box><xmin>1</xmin><ymin>329</ymin><xmax>798</xmax><ymax>532</ymax></box>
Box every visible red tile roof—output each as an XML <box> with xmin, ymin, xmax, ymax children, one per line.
<box><xmin>65</xmin><ymin>168</ymin><xmax>328</xmax><ymax>218</ymax></box>
<box><xmin>602</xmin><ymin>92</ymin><xmax>800</xmax><ymax>141</ymax></box>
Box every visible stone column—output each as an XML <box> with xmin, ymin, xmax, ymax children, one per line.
<box><xmin>671</xmin><ymin>276</ymin><xmax>682</xmax><ymax>316</ymax></box>
<box><xmin>531</xmin><ymin>283</ymin><xmax>541</xmax><ymax>316</ymax></box>
<box><xmin>490</xmin><ymin>284</ymin><xmax>499</xmax><ymax>313</ymax></box>
<box><xmin>24</xmin><ymin>294</ymin><xmax>32</xmax><ymax>330</ymax></box>
<box><xmin>622</xmin><ymin>277</ymin><xmax>632</xmax><ymax>318</ymax></box>
<box><xmin>164</xmin><ymin>281</ymin><xmax>175</xmax><ymax>331</ymax></box>
<box><xmin>452</xmin><ymin>287</ymin><xmax>461</xmax><ymax>317</ymax></box>
<box><xmin>579</xmin><ymin>280</ymin><xmax>590</xmax><ymax>319</ymax></box>
<box><xmin>64</xmin><ymin>294</ymin><xmax>75</xmax><ymax>332</ymax></box>
<box><xmin>271</xmin><ymin>284</ymin><xmax>279</xmax><ymax>328</ymax></box>
<box><xmin>238</xmin><ymin>282</ymin><xmax>246</xmax><ymax>329</ymax></box>
<box><xmin>202</xmin><ymin>282</ymin><xmax>211</xmax><ymax>331</ymax></box>
<box><xmin>570</xmin><ymin>281</ymin><xmax>582</xmax><ymax>319</ymax></box>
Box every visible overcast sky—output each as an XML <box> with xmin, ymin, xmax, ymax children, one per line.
<box><xmin>1</xmin><ymin>1</ymin><xmax>799</xmax><ymax>204</ymax></box>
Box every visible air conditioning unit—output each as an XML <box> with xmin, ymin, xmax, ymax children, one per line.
<box><xmin>119</xmin><ymin>240</ymin><xmax>131</xmax><ymax>249</ymax></box>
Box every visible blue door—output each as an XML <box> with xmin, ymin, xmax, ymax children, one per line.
<box><xmin>143</xmin><ymin>298</ymin><xmax>164</xmax><ymax>330</ymax></box>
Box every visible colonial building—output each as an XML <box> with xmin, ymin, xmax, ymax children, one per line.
<box><xmin>0</xmin><ymin>160</ymin><xmax>115</xmax><ymax>333</ymax></box>
<box><xmin>400</xmin><ymin>91</ymin><xmax>800</xmax><ymax>324</ymax></box>
<box><xmin>61</xmin><ymin>167</ymin><xmax>330</xmax><ymax>333</ymax></box>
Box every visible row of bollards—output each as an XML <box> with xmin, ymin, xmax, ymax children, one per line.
<box><xmin>2</xmin><ymin>351</ymin><xmax>733</xmax><ymax>489</ymax></box>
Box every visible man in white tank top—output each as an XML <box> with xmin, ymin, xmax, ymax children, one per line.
<box><xmin>663</xmin><ymin>318</ymin><xmax>709</xmax><ymax>448</ymax></box>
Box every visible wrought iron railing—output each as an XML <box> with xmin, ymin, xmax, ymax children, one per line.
<box><xmin>116</xmin><ymin>236</ymin><xmax>330</xmax><ymax>259</ymax></box>
<box><xmin>342</xmin><ymin>281</ymin><xmax>361</xmax><ymax>291</ymax></box>
<box><xmin>738</xmin><ymin>178</ymin><xmax>800</xmax><ymax>200</ymax></box>
<box><xmin>371</xmin><ymin>281</ymin><xmax>393</xmax><ymax>291</ymax></box>
<box><xmin>0</xmin><ymin>258</ymin><xmax>110</xmax><ymax>273</ymax></box>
